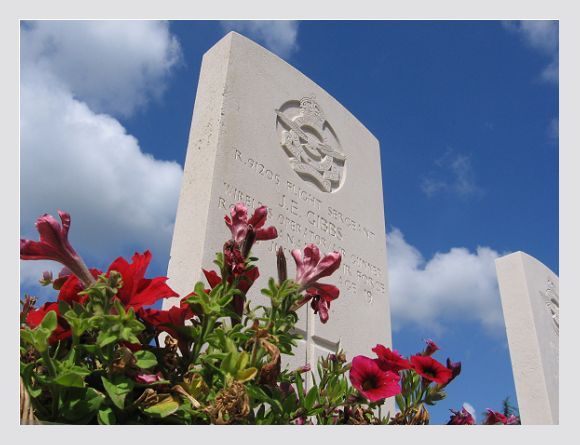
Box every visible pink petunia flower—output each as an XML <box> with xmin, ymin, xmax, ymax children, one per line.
<box><xmin>290</xmin><ymin>244</ymin><xmax>341</xmax><ymax>323</ymax></box>
<box><xmin>447</xmin><ymin>408</ymin><xmax>475</xmax><ymax>425</ymax></box>
<box><xmin>135</xmin><ymin>372</ymin><xmax>164</xmax><ymax>384</ymax></box>
<box><xmin>20</xmin><ymin>211</ymin><xmax>95</xmax><ymax>287</ymax></box>
<box><xmin>224</xmin><ymin>203</ymin><xmax>277</xmax><ymax>247</ymax></box>
<box><xmin>349</xmin><ymin>355</ymin><xmax>401</xmax><ymax>402</ymax></box>
<box><xmin>483</xmin><ymin>409</ymin><xmax>508</xmax><ymax>425</ymax></box>
<box><xmin>506</xmin><ymin>414</ymin><xmax>520</xmax><ymax>425</ymax></box>
<box><xmin>291</xmin><ymin>244</ymin><xmax>341</xmax><ymax>291</ymax></box>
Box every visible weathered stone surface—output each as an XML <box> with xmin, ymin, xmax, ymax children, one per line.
<box><xmin>164</xmin><ymin>32</ymin><xmax>392</xmax><ymax>374</ymax></box>
<box><xmin>495</xmin><ymin>251</ymin><xmax>559</xmax><ymax>424</ymax></box>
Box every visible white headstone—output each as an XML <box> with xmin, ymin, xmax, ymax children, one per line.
<box><xmin>164</xmin><ymin>32</ymin><xmax>392</xmax><ymax>374</ymax></box>
<box><xmin>495</xmin><ymin>251</ymin><xmax>559</xmax><ymax>424</ymax></box>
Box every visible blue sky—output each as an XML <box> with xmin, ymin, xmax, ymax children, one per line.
<box><xmin>19</xmin><ymin>20</ymin><xmax>558</xmax><ymax>424</ymax></box>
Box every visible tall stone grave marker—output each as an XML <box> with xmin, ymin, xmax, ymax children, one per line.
<box><xmin>495</xmin><ymin>251</ymin><xmax>559</xmax><ymax>424</ymax></box>
<box><xmin>164</xmin><ymin>32</ymin><xmax>392</xmax><ymax>373</ymax></box>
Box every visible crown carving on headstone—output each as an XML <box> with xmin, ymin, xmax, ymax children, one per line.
<box><xmin>275</xmin><ymin>96</ymin><xmax>346</xmax><ymax>193</ymax></box>
<box><xmin>299</xmin><ymin>96</ymin><xmax>325</xmax><ymax>126</ymax></box>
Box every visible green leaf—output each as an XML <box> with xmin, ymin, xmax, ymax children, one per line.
<box><xmin>53</xmin><ymin>366</ymin><xmax>91</xmax><ymax>388</ymax></box>
<box><xmin>143</xmin><ymin>396</ymin><xmax>180</xmax><ymax>418</ymax></box>
<box><xmin>246</xmin><ymin>385</ymin><xmax>271</xmax><ymax>404</ymax></box>
<box><xmin>304</xmin><ymin>386</ymin><xmax>318</xmax><ymax>411</ymax></box>
<box><xmin>19</xmin><ymin>329</ymin><xmax>35</xmax><ymax>347</ymax></box>
<box><xmin>236</xmin><ymin>351</ymin><xmax>249</xmax><ymax>371</ymax></box>
<box><xmin>395</xmin><ymin>393</ymin><xmax>405</xmax><ymax>411</ymax></box>
<box><xmin>98</xmin><ymin>407</ymin><xmax>116</xmax><ymax>425</ymax></box>
<box><xmin>78</xmin><ymin>344</ymin><xmax>99</xmax><ymax>354</ymax></box>
<box><xmin>58</xmin><ymin>301</ymin><xmax>71</xmax><ymax>316</ymax></box>
<box><xmin>59</xmin><ymin>387</ymin><xmax>105</xmax><ymax>423</ymax></box>
<box><xmin>295</xmin><ymin>372</ymin><xmax>305</xmax><ymax>402</ymax></box>
<box><xmin>221</xmin><ymin>352</ymin><xmax>238</xmax><ymax>375</ymax></box>
<box><xmin>101</xmin><ymin>376</ymin><xmax>134</xmax><ymax>410</ymax></box>
<box><xmin>40</xmin><ymin>310</ymin><xmax>57</xmax><ymax>332</ymax></box>
<box><xmin>134</xmin><ymin>350</ymin><xmax>158</xmax><ymax>369</ymax></box>
<box><xmin>20</xmin><ymin>362</ymin><xmax>42</xmax><ymax>398</ymax></box>
<box><xmin>97</xmin><ymin>331</ymin><xmax>117</xmax><ymax>348</ymax></box>
<box><xmin>224</xmin><ymin>336</ymin><xmax>238</xmax><ymax>354</ymax></box>
<box><xmin>235</xmin><ymin>367</ymin><xmax>257</xmax><ymax>383</ymax></box>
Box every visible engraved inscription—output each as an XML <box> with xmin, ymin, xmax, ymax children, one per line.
<box><xmin>540</xmin><ymin>277</ymin><xmax>559</xmax><ymax>336</ymax></box>
<box><xmin>275</xmin><ymin>97</ymin><xmax>346</xmax><ymax>193</ymax></box>
<box><xmin>223</xmin><ymin>149</ymin><xmax>385</xmax><ymax>306</ymax></box>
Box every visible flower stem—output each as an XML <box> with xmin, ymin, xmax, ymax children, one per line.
<box><xmin>41</xmin><ymin>350</ymin><xmax>59</xmax><ymax>419</ymax></box>
<box><xmin>192</xmin><ymin>315</ymin><xmax>215</xmax><ymax>362</ymax></box>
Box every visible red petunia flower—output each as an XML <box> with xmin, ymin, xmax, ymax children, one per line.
<box><xmin>349</xmin><ymin>355</ymin><xmax>401</xmax><ymax>402</ymax></box>
<box><xmin>203</xmin><ymin>266</ymin><xmax>260</xmax><ymax>317</ymax></box>
<box><xmin>139</xmin><ymin>301</ymin><xmax>194</xmax><ymax>339</ymax></box>
<box><xmin>410</xmin><ymin>355</ymin><xmax>453</xmax><ymax>385</ymax></box>
<box><xmin>25</xmin><ymin>303</ymin><xmax>71</xmax><ymax>344</ymax></box>
<box><xmin>483</xmin><ymin>409</ymin><xmax>508</xmax><ymax>425</ymax></box>
<box><xmin>447</xmin><ymin>408</ymin><xmax>475</xmax><ymax>425</ymax></box>
<box><xmin>139</xmin><ymin>300</ymin><xmax>194</xmax><ymax>354</ymax></box>
<box><xmin>107</xmin><ymin>251</ymin><xmax>178</xmax><ymax>311</ymax></box>
<box><xmin>224</xmin><ymin>203</ymin><xmax>277</xmax><ymax>246</ymax></box>
<box><xmin>372</xmin><ymin>344</ymin><xmax>412</xmax><ymax>373</ymax></box>
<box><xmin>306</xmin><ymin>285</ymin><xmax>339</xmax><ymax>324</ymax></box>
<box><xmin>56</xmin><ymin>269</ymin><xmax>101</xmax><ymax>305</ymax></box>
<box><xmin>20</xmin><ymin>211</ymin><xmax>95</xmax><ymax>287</ymax></box>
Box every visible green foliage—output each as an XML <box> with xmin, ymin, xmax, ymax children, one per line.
<box><xmin>134</xmin><ymin>350</ymin><xmax>157</xmax><ymax>369</ymax></box>
<box><xmin>20</xmin><ymin>310</ymin><xmax>57</xmax><ymax>353</ymax></box>
<box><xmin>20</xmin><ymin>212</ymin><xmax>455</xmax><ymax>425</ymax></box>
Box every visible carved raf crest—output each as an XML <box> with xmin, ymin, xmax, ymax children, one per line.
<box><xmin>275</xmin><ymin>97</ymin><xmax>346</xmax><ymax>193</ymax></box>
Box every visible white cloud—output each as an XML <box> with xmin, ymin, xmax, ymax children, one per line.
<box><xmin>421</xmin><ymin>150</ymin><xmax>482</xmax><ymax>198</ymax></box>
<box><xmin>21</xmin><ymin>21</ymin><xmax>182</xmax><ymax>117</ymax></box>
<box><xmin>220</xmin><ymin>21</ymin><xmax>299</xmax><ymax>59</ymax></box>
<box><xmin>462</xmin><ymin>402</ymin><xmax>477</xmax><ymax>422</ymax></box>
<box><xmin>387</xmin><ymin>229</ymin><xmax>505</xmax><ymax>334</ymax></box>
<box><xmin>502</xmin><ymin>20</ymin><xmax>558</xmax><ymax>84</ymax></box>
<box><xmin>20</xmin><ymin>21</ymin><xmax>184</xmax><ymax>294</ymax></box>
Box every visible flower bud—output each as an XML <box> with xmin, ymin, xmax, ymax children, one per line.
<box><xmin>39</xmin><ymin>270</ymin><xmax>53</xmax><ymax>286</ymax></box>
<box><xmin>423</xmin><ymin>339</ymin><xmax>440</xmax><ymax>356</ymax></box>
<box><xmin>296</xmin><ymin>364</ymin><xmax>311</xmax><ymax>373</ymax></box>
<box><xmin>276</xmin><ymin>246</ymin><xmax>287</xmax><ymax>284</ymax></box>
<box><xmin>21</xmin><ymin>294</ymin><xmax>37</xmax><ymax>317</ymax></box>
<box><xmin>241</xmin><ymin>225</ymin><xmax>256</xmax><ymax>258</ymax></box>
<box><xmin>444</xmin><ymin>358</ymin><xmax>461</xmax><ymax>386</ymax></box>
